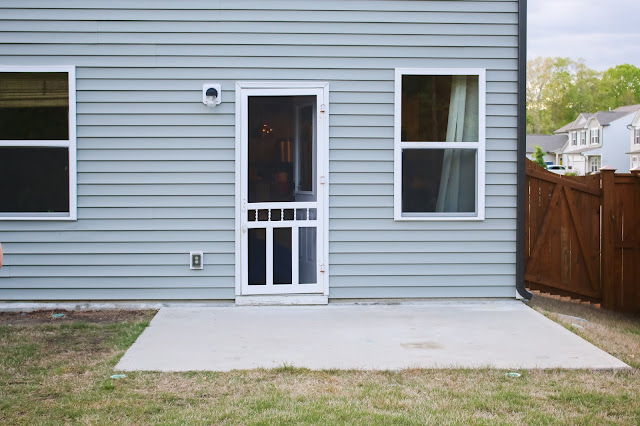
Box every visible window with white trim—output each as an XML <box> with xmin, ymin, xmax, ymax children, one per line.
<box><xmin>589</xmin><ymin>156</ymin><xmax>601</xmax><ymax>173</ymax></box>
<box><xmin>394</xmin><ymin>68</ymin><xmax>485</xmax><ymax>220</ymax></box>
<box><xmin>634</xmin><ymin>127</ymin><xmax>640</xmax><ymax>145</ymax></box>
<box><xmin>0</xmin><ymin>67</ymin><xmax>76</xmax><ymax>220</ymax></box>
<box><xmin>580</xmin><ymin>130</ymin><xmax>586</xmax><ymax>145</ymax></box>
<box><xmin>631</xmin><ymin>156</ymin><xmax>638</xmax><ymax>169</ymax></box>
<box><xmin>571</xmin><ymin>132</ymin><xmax>577</xmax><ymax>146</ymax></box>
<box><xmin>590</xmin><ymin>128</ymin><xmax>599</xmax><ymax>145</ymax></box>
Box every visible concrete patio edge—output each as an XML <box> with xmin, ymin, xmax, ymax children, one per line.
<box><xmin>115</xmin><ymin>300</ymin><xmax>630</xmax><ymax>372</ymax></box>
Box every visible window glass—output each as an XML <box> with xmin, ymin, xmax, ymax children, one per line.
<box><xmin>401</xmin><ymin>75</ymin><xmax>479</xmax><ymax>142</ymax></box>
<box><xmin>402</xmin><ymin>149</ymin><xmax>476</xmax><ymax>213</ymax></box>
<box><xmin>0</xmin><ymin>72</ymin><xmax>69</xmax><ymax>140</ymax></box>
<box><xmin>247</xmin><ymin>95</ymin><xmax>316</xmax><ymax>203</ymax></box>
<box><xmin>248</xmin><ymin>228</ymin><xmax>266</xmax><ymax>285</ymax></box>
<box><xmin>297</xmin><ymin>104</ymin><xmax>314</xmax><ymax>192</ymax></box>
<box><xmin>298</xmin><ymin>227</ymin><xmax>317</xmax><ymax>284</ymax></box>
<box><xmin>0</xmin><ymin>147</ymin><xmax>69</xmax><ymax>212</ymax></box>
<box><xmin>273</xmin><ymin>227</ymin><xmax>292</xmax><ymax>285</ymax></box>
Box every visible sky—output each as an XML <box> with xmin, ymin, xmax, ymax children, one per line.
<box><xmin>528</xmin><ymin>0</ymin><xmax>640</xmax><ymax>70</ymax></box>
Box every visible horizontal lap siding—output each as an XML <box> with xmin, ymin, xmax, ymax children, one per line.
<box><xmin>0</xmin><ymin>0</ymin><xmax>519</xmax><ymax>300</ymax></box>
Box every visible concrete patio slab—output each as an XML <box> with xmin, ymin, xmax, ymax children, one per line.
<box><xmin>115</xmin><ymin>300</ymin><xmax>629</xmax><ymax>372</ymax></box>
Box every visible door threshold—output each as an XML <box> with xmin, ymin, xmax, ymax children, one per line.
<box><xmin>235</xmin><ymin>295</ymin><xmax>328</xmax><ymax>306</ymax></box>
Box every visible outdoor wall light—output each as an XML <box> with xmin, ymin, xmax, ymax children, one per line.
<box><xmin>202</xmin><ymin>83</ymin><xmax>222</xmax><ymax>107</ymax></box>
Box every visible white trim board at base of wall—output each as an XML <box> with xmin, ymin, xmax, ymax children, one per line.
<box><xmin>0</xmin><ymin>301</ymin><xmax>234</xmax><ymax>312</ymax></box>
<box><xmin>235</xmin><ymin>295</ymin><xmax>329</xmax><ymax>306</ymax></box>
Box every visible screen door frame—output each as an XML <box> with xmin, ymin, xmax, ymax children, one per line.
<box><xmin>234</xmin><ymin>81</ymin><xmax>329</xmax><ymax>296</ymax></box>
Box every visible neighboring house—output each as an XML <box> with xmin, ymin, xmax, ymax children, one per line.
<box><xmin>554</xmin><ymin>105</ymin><xmax>640</xmax><ymax>176</ymax></box>
<box><xmin>0</xmin><ymin>1</ymin><xmax>529</xmax><ymax>303</ymax></box>
<box><xmin>526</xmin><ymin>134</ymin><xmax>567</xmax><ymax>165</ymax></box>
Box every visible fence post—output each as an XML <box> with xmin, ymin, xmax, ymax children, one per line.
<box><xmin>600</xmin><ymin>166</ymin><xmax>618</xmax><ymax>310</ymax></box>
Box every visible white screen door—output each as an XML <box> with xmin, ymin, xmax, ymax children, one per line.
<box><xmin>237</xmin><ymin>83</ymin><xmax>328</xmax><ymax>295</ymax></box>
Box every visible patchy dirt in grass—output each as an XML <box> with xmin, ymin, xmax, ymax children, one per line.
<box><xmin>0</xmin><ymin>310</ymin><xmax>156</xmax><ymax>325</ymax></box>
<box><xmin>529</xmin><ymin>291</ymin><xmax>640</xmax><ymax>324</ymax></box>
<box><xmin>529</xmin><ymin>291</ymin><xmax>640</xmax><ymax>368</ymax></box>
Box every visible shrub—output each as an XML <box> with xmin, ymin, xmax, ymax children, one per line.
<box><xmin>532</xmin><ymin>145</ymin><xmax>547</xmax><ymax>169</ymax></box>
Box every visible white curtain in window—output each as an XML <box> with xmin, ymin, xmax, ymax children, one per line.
<box><xmin>436</xmin><ymin>75</ymin><xmax>478</xmax><ymax>212</ymax></box>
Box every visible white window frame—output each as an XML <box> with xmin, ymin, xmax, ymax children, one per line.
<box><xmin>0</xmin><ymin>65</ymin><xmax>77</xmax><ymax>221</ymax></box>
<box><xmin>572</xmin><ymin>132</ymin><xmax>578</xmax><ymax>146</ymax></box>
<box><xmin>580</xmin><ymin>130</ymin><xmax>586</xmax><ymax>145</ymax></box>
<box><xmin>590</xmin><ymin>128</ymin><xmax>600</xmax><ymax>145</ymax></box>
<box><xmin>634</xmin><ymin>127</ymin><xmax>640</xmax><ymax>145</ymax></box>
<box><xmin>394</xmin><ymin>68</ymin><xmax>486</xmax><ymax>221</ymax></box>
<box><xmin>589</xmin><ymin>156</ymin><xmax>601</xmax><ymax>173</ymax></box>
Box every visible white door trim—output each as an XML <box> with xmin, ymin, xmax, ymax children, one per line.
<box><xmin>234</xmin><ymin>81</ymin><xmax>330</xmax><ymax>297</ymax></box>
<box><xmin>235</xmin><ymin>295</ymin><xmax>329</xmax><ymax>306</ymax></box>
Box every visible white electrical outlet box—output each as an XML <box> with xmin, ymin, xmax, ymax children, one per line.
<box><xmin>190</xmin><ymin>251</ymin><xmax>204</xmax><ymax>270</ymax></box>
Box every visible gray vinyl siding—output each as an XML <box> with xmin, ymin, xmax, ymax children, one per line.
<box><xmin>0</xmin><ymin>0</ymin><xmax>519</xmax><ymax>300</ymax></box>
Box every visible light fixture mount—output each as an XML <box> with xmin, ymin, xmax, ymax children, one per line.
<box><xmin>202</xmin><ymin>83</ymin><xmax>222</xmax><ymax>107</ymax></box>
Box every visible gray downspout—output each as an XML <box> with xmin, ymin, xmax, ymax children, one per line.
<box><xmin>517</xmin><ymin>0</ymin><xmax>533</xmax><ymax>300</ymax></box>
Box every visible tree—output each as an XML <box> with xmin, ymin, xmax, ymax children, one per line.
<box><xmin>527</xmin><ymin>57</ymin><xmax>561</xmax><ymax>134</ymax></box>
<box><xmin>532</xmin><ymin>145</ymin><xmax>547</xmax><ymax>169</ymax></box>
<box><xmin>527</xmin><ymin>58</ymin><xmax>640</xmax><ymax>135</ymax></box>
<box><xmin>566</xmin><ymin>61</ymin><xmax>602</xmax><ymax>118</ymax></box>
<box><xmin>599</xmin><ymin>64</ymin><xmax>640</xmax><ymax>110</ymax></box>
<box><xmin>526</xmin><ymin>57</ymin><xmax>586</xmax><ymax>134</ymax></box>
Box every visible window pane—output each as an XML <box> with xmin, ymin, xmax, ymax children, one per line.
<box><xmin>0</xmin><ymin>72</ymin><xmax>69</xmax><ymax>140</ymax></box>
<box><xmin>297</xmin><ymin>104</ymin><xmax>314</xmax><ymax>192</ymax></box>
<box><xmin>299</xmin><ymin>227</ymin><xmax>317</xmax><ymax>284</ymax></box>
<box><xmin>248</xmin><ymin>228</ymin><xmax>266</xmax><ymax>285</ymax></box>
<box><xmin>273</xmin><ymin>227</ymin><xmax>292</xmax><ymax>285</ymax></box>
<box><xmin>248</xmin><ymin>95</ymin><xmax>316</xmax><ymax>203</ymax></box>
<box><xmin>402</xmin><ymin>149</ymin><xmax>476</xmax><ymax>213</ymax></box>
<box><xmin>401</xmin><ymin>75</ymin><xmax>479</xmax><ymax>142</ymax></box>
<box><xmin>0</xmin><ymin>147</ymin><xmax>69</xmax><ymax>213</ymax></box>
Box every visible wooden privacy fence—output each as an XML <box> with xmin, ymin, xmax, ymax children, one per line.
<box><xmin>525</xmin><ymin>160</ymin><xmax>640</xmax><ymax>313</ymax></box>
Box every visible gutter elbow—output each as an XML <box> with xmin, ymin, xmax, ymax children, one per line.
<box><xmin>517</xmin><ymin>281</ymin><xmax>533</xmax><ymax>301</ymax></box>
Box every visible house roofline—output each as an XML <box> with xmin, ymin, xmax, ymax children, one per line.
<box><xmin>585</xmin><ymin>116</ymin><xmax>601</xmax><ymax>127</ymax></box>
<box><xmin>564</xmin><ymin>147</ymin><xmax>599</xmax><ymax>154</ymax></box>
<box><xmin>554</xmin><ymin>109</ymin><xmax>639</xmax><ymax>133</ymax></box>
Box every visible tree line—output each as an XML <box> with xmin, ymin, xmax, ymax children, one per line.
<box><xmin>527</xmin><ymin>57</ymin><xmax>640</xmax><ymax>135</ymax></box>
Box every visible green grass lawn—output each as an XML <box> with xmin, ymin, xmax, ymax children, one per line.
<box><xmin>1</xmin><ymin>295</ymin><xmax>639</xmax><ymax>425</ymax></box>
